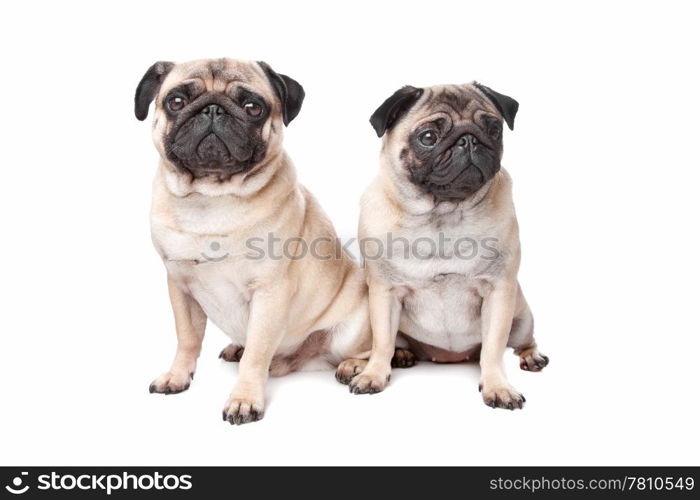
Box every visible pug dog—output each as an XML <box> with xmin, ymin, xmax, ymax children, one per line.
<box><xmin>135</xmin><ymin>58</ymin><xmax>375</xmax><ymax>424</ymax></box>
<box><xmin>345</xmin><ymin>82</ymin><xmax>548</xmax><ymax>409</ymax></box>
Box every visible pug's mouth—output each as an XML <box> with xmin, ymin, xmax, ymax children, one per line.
<box><xmin>196</xmin><ymin>133</ymin><xmax>230</xmax><ymax>160</ymax></box>
<box><xmin>176</xmin><ymin>133</ymin><xmax>229</xmax><ymax>166</ymax></box>
<box><xmin>167</xmin><ymin>133</ymin><xmax>252</xmax><ymax>179</ymax></box>
<box><xmin>409</xmin><ymin>160</ymin><xmax>496</xmax><ymax>202</ymax></box>
<box><xmin>429</xmin><ymin>162</ymin><xmax>484</xmax><ymax>187</ymax></box>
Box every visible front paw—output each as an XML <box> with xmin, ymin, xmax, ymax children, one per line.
<box><xmin>149</xmin><ymin>370</ymin><xmax>193</xmax><ymax>395</ymax></box>
<box><xmin>222</xmin><ymin>388</ymin><xmax>265</xmax><ymax>425</ymax></box>
<box><xmin>349</xmin><ymin>368</ymin><xmax>391</xmax><ymax>395</ymax></box>
<box><xmin>479</xmin><ymin>382</ymin><xmax>525</xmax><ymax>410</ymax></box>
<box><xmin>335</xmin><ymin>358</ymin><xmax>368</xmax><ymax>385</ymax></box>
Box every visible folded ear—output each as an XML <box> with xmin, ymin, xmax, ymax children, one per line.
<box><xmin>258</xmin><ymin>61</ymin><xmax>305</xmax><ymax>126</ymax></box>
<box><xmin>134</xmin><ymin>61</ymin><xmax>174</xmax><ymax>121</ymax></box>
<box><xmin>369</xmin><ymin>86</ymin><xmax>424</xmax><ymax>137</ymax></box>
<box><xmin>473</xmin><ymin>82</ymin><xmax>519</xmax><ymax>130</ymax></box>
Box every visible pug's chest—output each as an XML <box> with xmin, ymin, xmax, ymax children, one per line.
<box><xmin>377</xmin><ymin>227</ymin><xmax>503</xmax><ymax>351</ymax></box>
<box><xmin>391</xmin><ymin>260</ymin><xmax>491</xmax><ymax>351</ymax></box>
<box><xmin>151</xmin><ymin>223</ymin><xmax>254</xmax><ymax>341</ymax></box>
<box><xmin>151</xmin><ymin>219</ymin><xmax>244</xmax><ymax>264</ymax></box>
<box><xmin>378</xmin><ymin>223</ymin><xmax>504</xmax><ymax>285</ymax></box>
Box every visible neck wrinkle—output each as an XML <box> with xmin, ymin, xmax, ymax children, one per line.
<box><xmin>158</xmin><ymin>148</ymin><xmax>292</xmax><ymax>199</ymax></box>
<box><xmin>381</xmin><ymin>156</ymin><xmax>502</xmax><ymax>218</ymax></box>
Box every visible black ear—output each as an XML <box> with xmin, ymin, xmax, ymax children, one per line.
<box><xmin>134</xmin><ymin>61</ymin><xmax>174</xmax><ymax>121</ymax></box>
<box><xmin>369</xmin><ymin>86</ymin><xmax>424</xmax><ymax>137</ymax></box>
<box><xmin>473</xmin><ymin>82</ymin><xmax>519</xmax><ymax>130</ymax></box>
<box><xmin>258</xmin><ymin>61</ymin><xmax>305</xmax><ymax>126</ymax></box>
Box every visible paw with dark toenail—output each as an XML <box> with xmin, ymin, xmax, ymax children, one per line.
<box><xmin>335</xmin><ymin>358</ymin><xmax>368</xmax><ymax>385</ymax></box>
<box><xmin>480</xmin><ymin>382</ymin><xmax>525</xmax><ymax>410</ymax></box>
<box><xmin>348</xmin><ymin>370</ymin><xmax>390</xmax><ymax>395</ymax></box>
<box><xmin>518</xmin><ymin>348</ymin><xmax>549</xmax><ymax>372</ymax></box>
<box><xmin>149</xmin><ymin>370</ymin><xmax>193</xmax><ymax>395</ymax></box>
<box><xmin>222</xmin><ymin>397</ymin><xmax>264</xmax><ymax>425</ymax></box>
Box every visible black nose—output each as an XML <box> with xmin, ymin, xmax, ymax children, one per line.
<box><xmin>456</xmin><ymin>134</ymin><xmax>479</xmax><ymax>149</ymax></box>
<box><xmin>201</xmin><ymin>104</ymin><xmax>224</xmax><ymax>117</ymax></box>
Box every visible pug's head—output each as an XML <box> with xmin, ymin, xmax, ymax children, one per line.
<box><xmin>370</xmin><ymin>82</ymin><xmax>518</xmax><ymax>202</ymax></box>
<box><xmin>135</xmin><ymin>58</ymin><xmax>304</xmax><ymax>184</ymax></box>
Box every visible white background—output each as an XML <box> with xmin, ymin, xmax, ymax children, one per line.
<box><xmin>1</xmin><ymin>0</ymin><xmax>698</xmax><ymax>466</ymax></box>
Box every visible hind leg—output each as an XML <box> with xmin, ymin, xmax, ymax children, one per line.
<box><xmin>507</xmin><ymin>304</ymin><xmax>549</xmax><ymax>372</ymax></box>
<box><xmin>391</xmin><ymin>348</ymin><xmax>416</xmax><ymax>368</ymax></box>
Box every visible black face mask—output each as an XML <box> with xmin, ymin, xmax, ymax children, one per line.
<box><xmin>407</xmin><ymin>124</ymin><xmax>503</xmax><ymax>202</ymax></box>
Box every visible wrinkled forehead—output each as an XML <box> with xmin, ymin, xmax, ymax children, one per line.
<box><xmin>412</xmin><ymin>83</ymin><xmax>499</xmax><ymax>122</ymax></box>
<box><xmin>160</xmin><ymin>58</ymin><xmax>271</xmax><ymax>99</ymax></box>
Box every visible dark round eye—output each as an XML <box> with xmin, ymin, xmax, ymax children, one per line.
<box><xmin>167</xmin><ymin>96</ymin><xmax>187</xmax><ymax>112</ymax></box>
<box><xmin>418</xmin><ymin>130</ymin><xmax>439</xmax><ymax>147</ymax></box>
<box><xmin>488</xmin><ymin>121</ymin><xmax>502</xmax><ymax>140</ymax></box>
<box><xmin>243</xmin><ymin>101</ymin><xmax>263</xmax><ymax>117</ymax></box>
